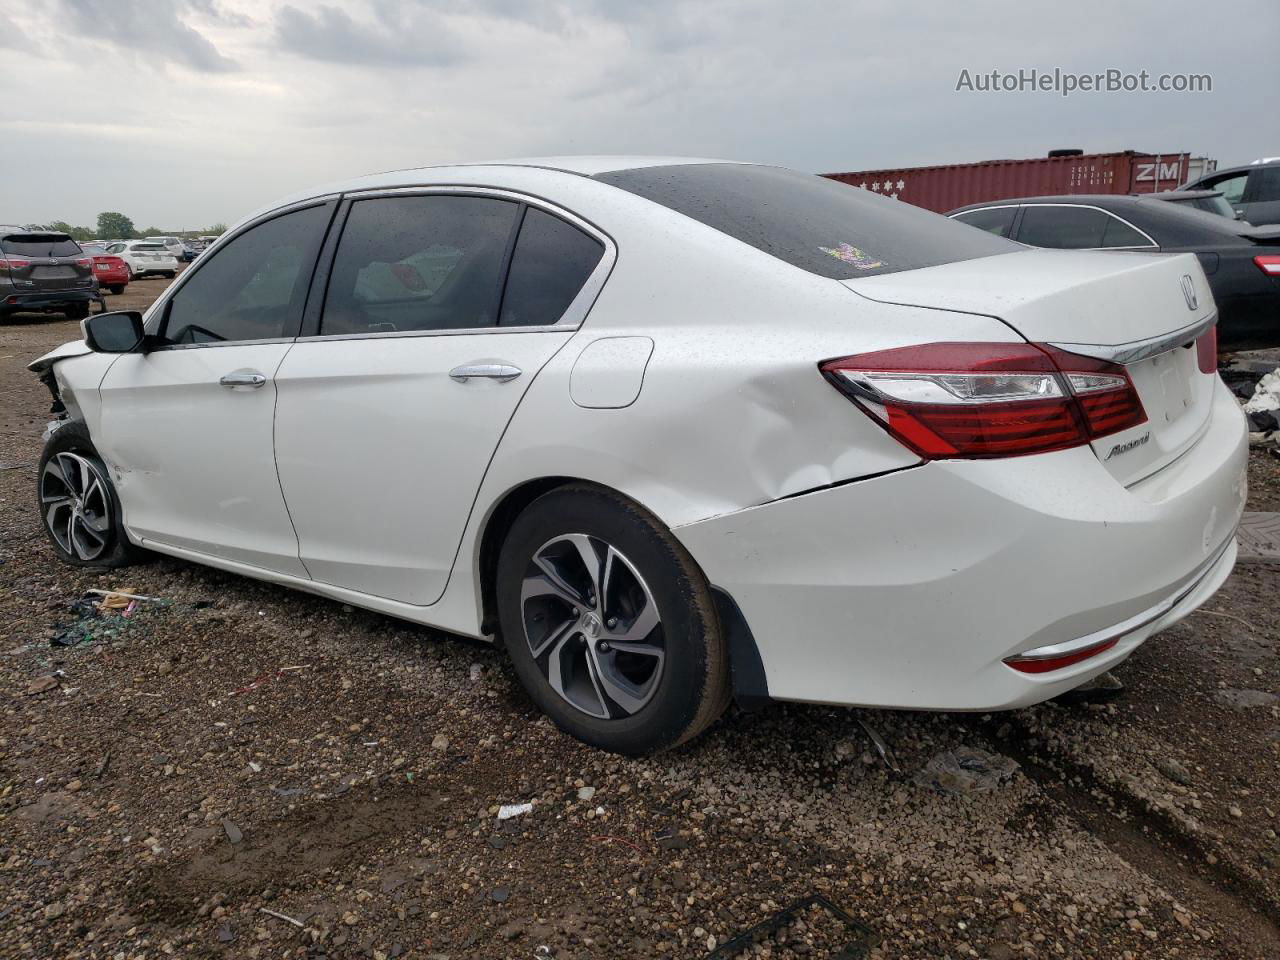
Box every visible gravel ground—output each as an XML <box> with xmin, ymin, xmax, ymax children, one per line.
<box><xmin>2</xmin><ymin>299</ymin><xmax>1279</xmax><ymax>959</ymax></box>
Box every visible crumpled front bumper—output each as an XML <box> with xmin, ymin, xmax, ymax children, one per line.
<box><xmin>673</xmin><ymin>379</ymin><xmax>1248</xmax><ymax>711</ymax></box>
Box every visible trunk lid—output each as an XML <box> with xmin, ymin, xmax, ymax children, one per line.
<box><xmin>843</xmin><ymin>249</ymin><xmax>1218</xmax><ymax>485</ymax></box>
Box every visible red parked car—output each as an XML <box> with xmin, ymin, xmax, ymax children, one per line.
<box><xmin>80</xmin><ymin>244</ymin><xmax>130</xmax><ymax>295</ymax></box>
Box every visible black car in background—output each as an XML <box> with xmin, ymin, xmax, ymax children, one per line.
<box><xmin>0</xmin><ymin>230</ymin><xmax>102</xmax><ymax>320</ymax></box>
<box><xmin>1180</xmin><ymin>160</ymin><xmax>1280</xmax><ymax>225</ymax></box>
<box><xmin>947</xmin><ymin>195</ymin><xmax>1280</xmax><ymax>347</ymax></box>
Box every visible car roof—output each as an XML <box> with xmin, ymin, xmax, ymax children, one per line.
<box><xmin>1183</xmin><ymin>158</ymin><xmax>1280</xmax><ymax>186</ymax></box>
<box><xmin>949</xmin><ymin>192</ymin><xmax>1252</xmax><ymax>242</ymax></box>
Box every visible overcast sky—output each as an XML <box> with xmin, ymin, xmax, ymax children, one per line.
<box><xmin>1</xmin><ymin>0</ymin><xmax>1274</xmax><ymax>230</ymax></box>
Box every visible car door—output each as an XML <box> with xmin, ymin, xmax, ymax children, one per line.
<box><xmin>95</xmin><ymin>201</ymin><xmax>335</xmax><ymax>574</ymax></box>
<box><xmin>273</xmin><ymin>191</ymin><xmax>611</xmax><ymax>605</ymax></box>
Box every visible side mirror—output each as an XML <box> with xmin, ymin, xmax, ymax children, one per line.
<box><xmin>82</xmin><ymin>311</ymin><xmax>146</xmax><ymax>353</ymax></box>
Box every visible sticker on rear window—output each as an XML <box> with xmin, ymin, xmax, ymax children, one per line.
<box><xmin>819</xmin><ymin>243</ymin><xmax>883</xmax><ymax>270</ymax></box>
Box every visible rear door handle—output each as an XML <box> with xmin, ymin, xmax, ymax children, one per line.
<box><xmin>219</xmin><ymin>372</ymin><xmax>267</xmax><ymax>388</ymax></box>
<box><xmin>449</xmin><ymin>363</ymin><xmax>522</xmax><ymax>383</ymax></box>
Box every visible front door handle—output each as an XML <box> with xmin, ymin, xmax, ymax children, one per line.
<box><xmin>449</xmin><ymin>363</ymin><xmax>522</xmax><ymax>383</ymax></box>
<box><xmin>219</xmin><ymin>372</ymin><xmax>267</xmax><ymax>388</ymax></box>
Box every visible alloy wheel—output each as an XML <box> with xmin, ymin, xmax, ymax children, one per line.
<box><xmin>40</xmin><ymin>452</ymin><xmax>112</xmax><ymax>561</ymax></box>
<box><xmin>520</xmin><ymin>533</ymin><xmax>664</xmax><ymax>719</ymax></box>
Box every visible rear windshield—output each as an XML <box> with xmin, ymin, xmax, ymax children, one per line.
<box><xmin>594</xmin><ymin>163</ymin><xmax>1018</xmax><ymax>279</ymax></box>
<box><xmin>2</xmin><ymin>234</ymin><xmax>81</xmax><ymax>257</ymax></box>
<box><xmin>132</xmin><ymin>243</ymin><xmax>166</xmax><ymax>251</ymax></box>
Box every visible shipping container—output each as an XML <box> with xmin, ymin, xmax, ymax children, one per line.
<box><xmin>823</xmin><ymin>150</ymin><xmax>1217</xmax><ymax>214</ymax></box>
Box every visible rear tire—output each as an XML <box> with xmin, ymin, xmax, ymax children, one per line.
<box><xmin>108</xmin><ymin>284</ymin><xmax>125</xmax><ymax>295</ymax></box>
<box><xmin>64</xmin><ymin>303</ymin><xmax>90</xmax><ymax>320</ymax></box>
<box><xmin>162</xmin><ymin>271</ymin><xmax>176</xmax><ymax>279</ymax></box>
<box><xmin>37</xmin><ymin>421</ymin><xmax>146</xmax><ymax>568</ymax></box>
<box><xmin>496</xmin><ymin>484</ymin><xmax>729</xmax><ymax>754</ymax></box>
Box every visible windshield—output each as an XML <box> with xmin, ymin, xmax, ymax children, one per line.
<box><xmin>595</xmin><ymin>163</ymin><xmax>1018</xmax><ymax>279</ymax></box>
<box><xmin>2</xmin><ymin>234</ymin><xmax>82</xmax><ymax>257</ymax></box>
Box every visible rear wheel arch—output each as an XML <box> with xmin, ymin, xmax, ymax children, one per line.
<box><xmin>477</xmin><ymin>476</ymin><xmax>621</xmax><ymax>634</ymax></box>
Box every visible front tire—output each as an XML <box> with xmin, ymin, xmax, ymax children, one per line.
<box><xmin>496</xmin><ymin>485</ymin><xmax>729</xmax><ymax>754</ymax></box>
<box><xmin>37</xmin><ymin>422</ymin><xmax>145</xmax><ymax>568</ymax></box>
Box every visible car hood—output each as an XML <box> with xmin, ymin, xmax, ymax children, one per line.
<box><xmin>841</xmin><ymin>248</ymin><xmax>1214</xmax><ymax>347</ymax></box>
<box><xmin>28</xmin><ymin>339</ymin><xmax>92</xmax><ymax>374</ymax></box>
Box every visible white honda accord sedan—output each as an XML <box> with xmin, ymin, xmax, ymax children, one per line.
<box><xmin>29</xmin><ymin>158</ymin><xmax>1246</xmax><ymax>754</ymax></box>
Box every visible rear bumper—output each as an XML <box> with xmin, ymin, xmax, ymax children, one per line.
<box><xmin>674</xmin><ymin>378</ymin><xmax>1248</xmax><ymax>710</ymax></box>
<box><xmin>2</xmin><ymin>288</ymin><xmax>101</xmax><ymax>312</ymax></box>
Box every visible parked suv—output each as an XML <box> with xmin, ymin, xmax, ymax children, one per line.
<box><xmin>1181</xmin><ymin>160</ymin><xmax>1280</xmax><ymax>225</ymax></box>
<box><xmin>1</xmin><ymin>231</ymin><xmax>101</xmax><ymax>320</ymax></box>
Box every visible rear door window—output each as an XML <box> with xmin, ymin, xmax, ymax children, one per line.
<box><xmin>1244</xmin><ymin>166</ymin><xmax>1280</xmax><ymax>202</ymax></box>
<box><xmin>595</xmin><ymin>163</ymin><xmax>1017</xmax><ymax>279</ymax></box>
<box><xmin>1016</xmin><ymin>206</ymin><xmax>1109</xmax><ymax>248</ymax></box>
<box><xmin>321</xmin><ymin>195</ymin><xmax>519</xmax><ymax>335</ymax></box>
<box><xmin>951</xmin><ymin>207</ymin><xmax>1017</xmax><ymax>238</ymax></box>
<box><xmin>499</xmin><ymin>208</ymin><xmax>604</xmax><ymax>326</ymax></box>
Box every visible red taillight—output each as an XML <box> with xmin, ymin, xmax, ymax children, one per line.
<box><xmin>1255</xmin><ymin>255</ymin><xmax>1280</xmax><ymax>277</ymax></box>
<box><xmin>1003</xmin><ymin>637</ymin><xmax>1120</xmax><ymax>674</ymax></box>
<box><xmin>0</xmin><ymin>257</ymin><xmax>31</xmax><ymax>271</ymax></box>
<box><xmin>1195</xmin><ymin>325</ymin><xmax>1217</xmax><ymax>374</ymax></box>
<box><xmin>821</xmin><ymin>342</ymin><xmax>1147</xmax><ymax>459</ymax></box>
<box><xmin>75</xmin><ymin>257</ymin><xmax>92</xmax><ymax>267</ymax></box>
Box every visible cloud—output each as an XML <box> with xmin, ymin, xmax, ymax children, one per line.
<box><xmin>57</xmin><ymin>0</ymin><xmax>238</xmax><ymax>72</ymax></box>
<box><xmin>274</xmin><ymin>3</ymin><xmax>464</xmax><ymax>66</ymax></box>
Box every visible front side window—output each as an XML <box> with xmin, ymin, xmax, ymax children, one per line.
<box><xmin>595</xmin><ymin>163</ymin><xmax>1017</xmax><ymax>279</ymax></box>
<box><xmin>1209</xmin><ymin>173</ymin><xmax>1248</xmax><ymax>205</ymax></box>
<box><xmin>499</xmin><ymin>208</ymin><xmax>604</xmax><ymax>326</ymax></box>
<box><xmin>321</xmin><ymin>195</ymin><xmax>519</xmax><ymax>335</ymax></box>
<box><xmin>952</xmin><ymin>207</ymin><xmax>1017</xmax><ymax>238</ymax></box>
<box><xmin>162</xmin><ymin>204</ymin><xmax>329</xmax><ymax>345</ymax></box>
<box><xmin>1017</xmin><ymin>206</ymin><xmax>1109</xmax><ymax>248</ymax></box>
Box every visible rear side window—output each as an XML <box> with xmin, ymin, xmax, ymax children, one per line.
<box><xmin>321</xmin><ymin>196</ymin><xmax>518</xmax><ymax>335</ymax></box>
<box><xmin>952</xmin><ymin>207</ymin><xmax>1017</xmax><ymax>238</ymax></box>
<box><xmin>163</xmin><ymin>204</ymin><xmax>329</xmax><ymax>344</ymax></box>
<box><xmin>1017</xmin><ymin>206</ymin><xmax>1109</xmax><ymax>248</ymax></box>
<box><xmin>2</xmin><ymin>235</ymin><xmax>80</xmax><ymax>257</ymax></box>
<box><xmin>500</xmin><ymin>208</ymin><xmax>604</xmax><ymax>326</ymax></box>
<box><xmin>594</xmin><ymin>163</ymin><xmax>1017</xmax><ymax>279</ymax></box>
<box><xmin>1100</xmin><ymin>215</ymin><xmax>1152</xmax><ymax>247</ymax></box>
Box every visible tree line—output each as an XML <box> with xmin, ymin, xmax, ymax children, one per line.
<box><xmin>19</xmin><ymin>212</ymin><xmax>228</xmax><ymax>241</ymax></box>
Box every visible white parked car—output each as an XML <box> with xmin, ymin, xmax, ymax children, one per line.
<box><xmin>29</xmin><ymin>158</ymin><xmax>1246</xmax><ymax>754</ymax></box>
<box><xmin>103</xmin><ymin>241</ymin><xmax>178</xmax><ymax>279</ymax></box>
<box><xmin>145</xmin><ymin>236</ymin><xmax>190</xmax><ymax>261</ymax></box>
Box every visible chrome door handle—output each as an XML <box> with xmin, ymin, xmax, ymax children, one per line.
<box><xmin>449</xmin><ymin>363</ymin><xmax>522</xmax><ymax>383</ymax></box>
<box><xmin>219</xmin><ymin>372</ymin><xmax>267</xmax><ymax>388</ymax></box>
